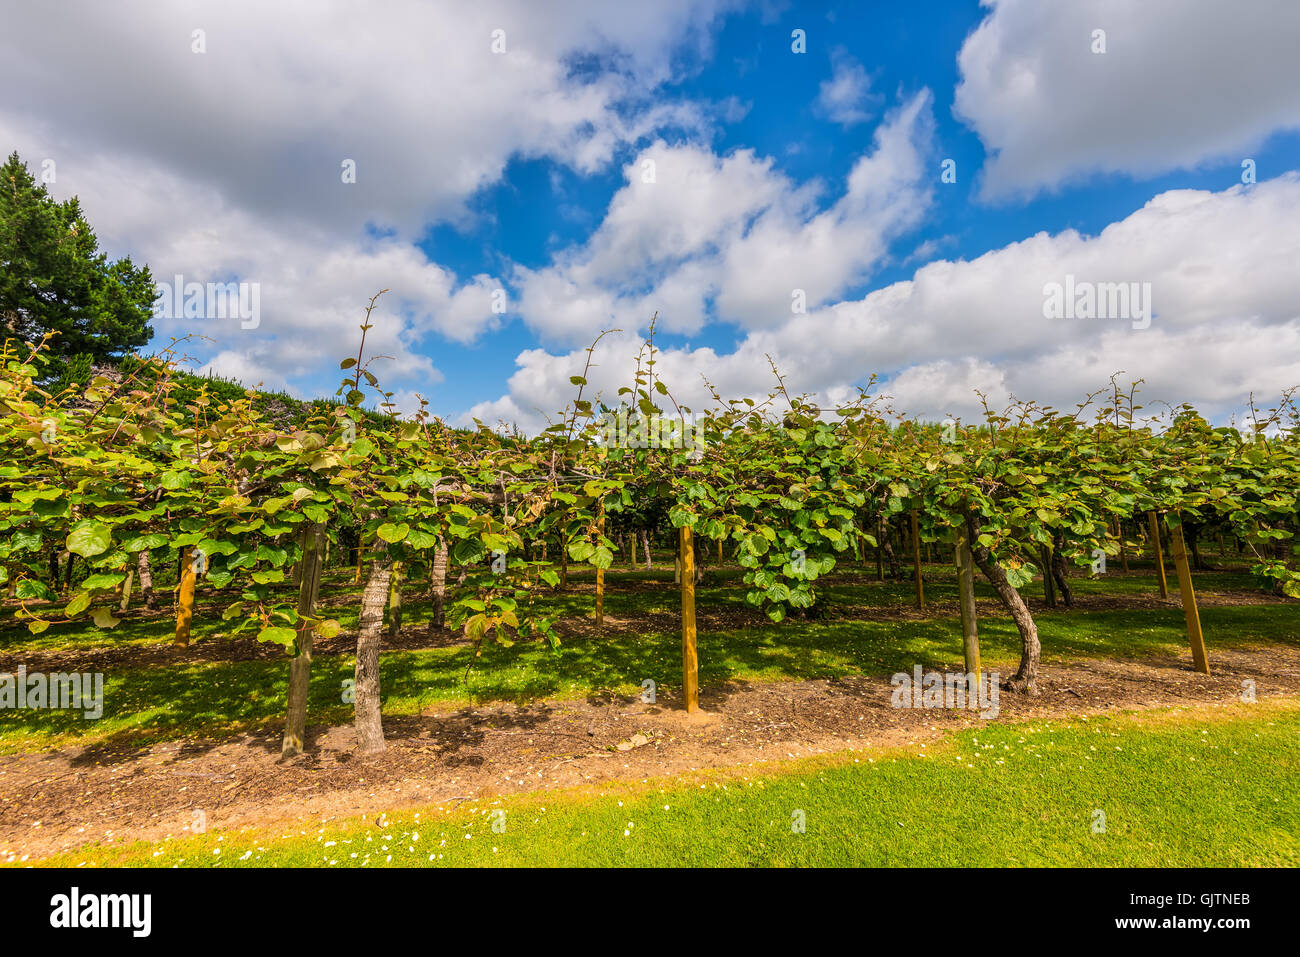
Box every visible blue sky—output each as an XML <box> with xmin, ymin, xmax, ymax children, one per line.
<box><xmin>4</xmin><ymin>0</ymin><xmax>1299</xmax><ymax>428</ymax></box>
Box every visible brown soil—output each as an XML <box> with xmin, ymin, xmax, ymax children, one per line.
<box><xmin>3</xmin><ymin>643</ymin><xmax>1299</xmax><ymax>862</ymax></box>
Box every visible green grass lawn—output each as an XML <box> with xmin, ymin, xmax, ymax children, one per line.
<box><xmin>35</xmin><ymin>700</ymin><xmax>1300</xmax><ymax>868</ymax></box>
<box><xmin>2</xmin><ymin>562</ymin><xmax>1297</xmax><ymax>752</ymax></box>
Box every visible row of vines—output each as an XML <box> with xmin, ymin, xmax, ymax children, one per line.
<box><xmin>3</xmin><ymin>301</ymin><xmax>1298</xmax><ymax>754</ymax></box>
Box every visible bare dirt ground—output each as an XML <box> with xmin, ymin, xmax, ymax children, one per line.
<box><xmin>3</xmin><ymin>643</ymin><xmax>1298</xmax><ymax>862</ymax></box>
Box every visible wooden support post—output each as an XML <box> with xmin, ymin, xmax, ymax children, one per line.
<box><xmin>680</xmin><ymin>524</ymin><xmax>698</xmax><ymax>713</ymax></box>
<box><xmin>1149</xmin><ymin>511</ymin><xmax>1169</xmax><ymax>599</ymax></box>
<box><xmin>594</xmin><ymin>506</ymin><xmax>605</xmax><ymax>627</ymax></box>
<box><xmin>1040</xmin><ymin>545</ymin><xmax>1056</xmax><ymax>607</ymax></box>
<box><xmin>910</xmin><ymin>509</ymin><xmax>924</xmax><ymax>610</ymax></box>
<box><xmin>283</xmin><ymin>522</ymin><xmax>326</xmax><ymax>757</ymax></box>
<box><xmin>1116</xmin><ymin>519</ymin><xmax>1129</xmax><ymax>573</ymax></box>
<box><xmin>118</xmin><ymin>568</ymin><xmax>134</xmax><ymax>613</ymax></box>
<box><xmin>1169</xmin><ymin>521</ymin><xmax>1209</xmax><ymax>674</ymax></box>
<box><xmin>876</xmin><ymin>517</ymin><xmax>885</xmax><ymax>582</ymax></box>
<box><xmin>174</xmin><ymin>546</ymin><xmax>196</xmax><ymax>647</ymax></box>
<box><xmin>717</xmin><ymin>538</ymin><xmax>723</xmax><ymax>565</ymax></box>
<box><xmin>386</xmin><ymin>560</ymin><xmax>404</xmax><ymax>637</ymax></box>
<box><xmin>955</xmin><ymin>524</ymin><xmax>981</xmax><ymax>682</ymax></box>
<box><xmin>293</xmin><ymin>523</ymin><xmax>311</xmax><ymax>587</ymax></box>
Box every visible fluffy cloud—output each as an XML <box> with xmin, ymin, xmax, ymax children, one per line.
<box><xmin>815</xmin><ymin>48</ymin><xmax>881</xmax><ymax>127</ymax></box>
<box><xmin>1</xmin><ymin>0</ymin><xmax>740</xmax><ymax>234</ymax></box>
<box><xmin>472</xmin><ymin>175</ymin><xmax>1300</xmax><ymax>431</ymax></box>
<box><xmin>0</xmin><ymin>0</ymin><xmax>739</xmax><ymax>392</ymax></box>
<box><xmin>513</xmin><ymin>88</ymin><xmax>937</xmax><ymax>344</ymax></box>
<box><xmin>954</xmin><ymin>0</ymin><xmax>1300</xmax><ymax>199</ymax></box>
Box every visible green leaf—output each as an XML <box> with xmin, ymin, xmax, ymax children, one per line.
<box><xmin>159</xmin><ymin>471</ymin><xmax>192</xmax><ymax>490</ymax></box>
<box><xmin>66</xmin><ymin>521</ymin><xmax>112</xmax><ymax>558</ymax></box>
<box><xmin>405</xmin><ymin>528</ymin><xmax>439</xmax><ymax>549</ymax></box>
<box><xmin>81</xmin><ymin>573</ymin><xmax>126</xmax><ymax>591</ymax></box>
<box><xmin>91</xmin><ymin>607</ymin><xmax>121</xmax><ymax>629</ymax></box>
<box><xmin>257</xmin><ymin>626</ymin><xmax>298</xmax><ymax>648</ymax></box>
<box><xmin>315</xmin><ymin>619</ymin><xmax>342</xmax><ymax>639</ymax></box>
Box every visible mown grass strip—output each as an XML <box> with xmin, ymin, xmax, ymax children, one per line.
<box><xmin>30</xmin><ymin>700</ymin><xmax>1300</xmax><ymax>868</ymax></box>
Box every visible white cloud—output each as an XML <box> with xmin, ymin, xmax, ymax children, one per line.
<box><xmin>954</xmin><ymin>0</ymin><xmax>1300</xmax><ymax>199</ymax></box>
<box><xmin>474</xmin><ymin>174</ymin><xmax>1300</xmax><ymax>431</ymax></box>
<box><xmin>0</xmin><ymin>0</ymin><xmax>740</xmax><ymax>394</ymax></box>
<box><xmin>513</xmin><ymin>89</ymin><xmax>937</xmax><ymax>344</ymax></box>
<box><xmin>1</xmin><ymin>0</ymin><xmax>740</xmax><ymax>235</ymax></box>
<box><xmin>815</xmin><ymin>48</ymin><xmax>880</xmax><ymax>127</ymax></box>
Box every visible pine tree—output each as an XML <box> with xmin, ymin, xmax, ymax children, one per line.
<box><xmin>0</xmin><ymin>151</ymin><xmax>154</xmax><ymax>361</ymax></box>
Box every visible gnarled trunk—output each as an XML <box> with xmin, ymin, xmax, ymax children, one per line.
<box><xmin>137</xmin><ymin>550</ymin><xmax>158</xmax><ymax>610</ymax></box>
<box><xmin>1186</xmin><ymin>521</ymin><xmax>1206</xmax><ymax>570</ymax></box>
<box><xmin>1050</xmin><ymin>530</ymin><xmax>1073</xmax><ymax>608</ymax></box>
<box><xmin>386</xmin><ymin>561</ymin><xmax>404</xmax><ymax>637</ymax></box>
<box><xmin>428</xmin><ymin>538</ymin><xmax>448</xmax><ymax>632</ymax></box>
<box><xmin>882</xmin><ymin>533</ymin><xmax>902</xmax><ymax>580</ymax></box>
<box><xmin>966</xmin><ymin>512</ymin><xmax>1041</xmax><ymax>694</ymax></box>
<box><xmin>282</xmin><ymin>522</ymin><xmax>326</xmax><ymax>757</ymax></box>
<box><xmin>355</xmin><ymin>547</ymin><xmax>392</xmax><ymax>754</ymax></box>
<box><xmin>1040</xmin><ymin>545</ymin><xmax>1056</xmax><ymax>608</ymax></box>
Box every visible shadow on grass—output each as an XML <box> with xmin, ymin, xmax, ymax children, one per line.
<box><xmin>2</xmin><ymin>561</ymin><xmax>1296</xmax><ymax>755</ymax></box>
